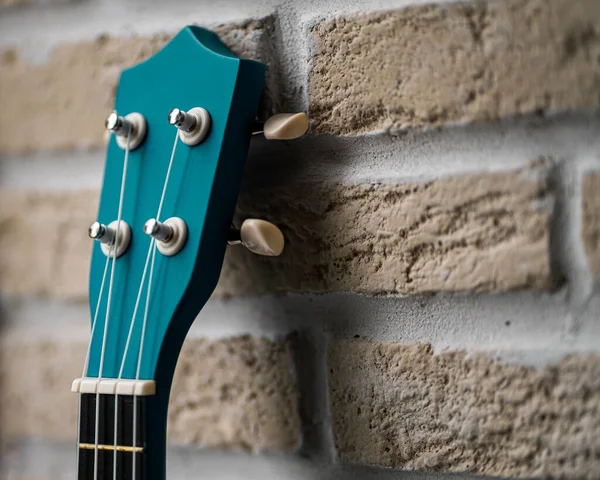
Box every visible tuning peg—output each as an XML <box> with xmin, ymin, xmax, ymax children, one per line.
<box><xmin>89</xmin><ymin>221</ymin><xmax>116</xmax><ymax>245</ymax></box>
<box><xmin>228</xmin><ymin>219</ymin><xmax>284</xmax><ymax>256</ymax></box>
<box><xmin>105</xmin><ymin>110</ymin><xmax>147</xmax><ymax>151</ymax></box>
<box><xmin>143</xmin><ymin>217</ymin><xmax>188</xmax><ymax>256</ymax></box>
<box><xmin>253</xmin><ymin>113</ymin><xmax>308</xmax><ymax>140</ymax></box>
<box><xmin>144</xmin><ymin>218</ymin><xmax>173</xmax><ymax>242</ymax></box>
<box><xmin>105</xmin><ymin>111</ymin><xmax>132</xmax><ymax>137</ymax></box>
<box><xmin>89</xmin><ymin>220</ymin><xmax>131</xmax><ymax>258</ymax></box>
<box><xmin>168</xmin><ymin>108</ymin><xmax>197</xmax><ymax>132</ymax></box>
<box><xmin>168</xmin><ymin>107</ymin><xmax>211</xmax><ymax>146</ymax></box>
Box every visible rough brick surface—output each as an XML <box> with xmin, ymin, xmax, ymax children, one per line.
<box><xmin>218</xmin><ymin>161</ymin><xmax>554</xmax><ymax>296</ymax></box>
<box><xmin>0</xmin><ymin>190</ymin><xmax>97</xmax><ymax>300</ymax></box>
<box><xmin>0</xmin><ymin>334</ymin><xmax>86</xmax><ymax>441</ymax></box>
<box><xmin>309</xmin><ymin>0</ymin><xmax>600</xmax><ymax>135</ymax></box>
<box><xmin>169</xmin><ymin>335</ymin><xmax>300</xmax><ymax>451</ymax></box>
<box><xmin>0</xmin><ymin>163</ymin><xmax>554</xmax><ymax>299</ymax></box>
<box><xmin>582</xmin><ymin>173</ymin><xmax>600</xmax><ymax>278</ymax></box>
<box><xmin>328</xmin><ymin>339</ymin><xmax>600</xmax><ymax>479</ymax></box>
<box><xmin>0</xmin><ymin>19</ymin><xmax>275</xmax><ymax>153</ymax></box>
<box><xmin>0</xmin><ymin>332</ymin><xmax>300</xmax><ymax>451</ymax></box>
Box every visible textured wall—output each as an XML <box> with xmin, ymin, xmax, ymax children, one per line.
<box><xmin>1</xmin><ymin>0</ymin><xmax>599</xmax><ymax>479</ymax></box>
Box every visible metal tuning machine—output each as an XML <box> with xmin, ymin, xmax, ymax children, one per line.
<box><xmin>105</xmin><ymin>110</ymin><xmax>147</xmax><ymax>150</ymax></box>
<box><xmin>144</xmin><ymin>217</ymin><xmax>188</xmax><ymax>256</ymax></box>
<box><xmin>88</xmin><ymin>220</ymin><xmax>131</xmax><ymax>258</ymax></box>
<box><xmin>168</xmin><ymin>107</ymin><xmax>211</xmax><ymax>146</ymax></box>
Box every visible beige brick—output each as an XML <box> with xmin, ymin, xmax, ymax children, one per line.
<box><xmin>0</xmin><ymin>333</ymin><xmax>86</xmax><ymax>441</ymax></box>
<box><xmin>0</xmin><ymin>190</ymin><xmax>97</xmax><ymax>300</ymax></box>
<box><xmin>309</xmin><ymin>0</ymin><xmax>600</xmax><ymax>135</ymax></box>
<box><xmin>168</xmin><ymin>335</ymin><xmax>300</xmax><ymax>451</ymax></box>
<box><xmin>0</xmin><ymin>162</ymin><xmax>555</xmax><ymax>299</ymax></box>
<box><xmin>218</xmin><ymin>161</ymin><xmax>555</xmax><ymax>296</ymax></box>
<box><xmin>328</xmin><ymin>339</ymin><xmax>600</xmax><ymax>479</ymax></box>
<box><xmin>582</xmin><ymin>173</ymin><xmax>600</xmax><ymax>278</ymax></box>
<box><xmin>0</xmin><ymin>19</ymin><xmax>275</xmax><ymax>154</ymax></box>
<box><xmin>0</xmin><ymin>332</ymin><xmax>300</xmax><ymax>452</ymax></box>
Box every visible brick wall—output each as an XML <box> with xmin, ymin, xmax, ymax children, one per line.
<box><xmin>1</xmin><ymin>0</ymin><xmax>599</xmax><ymax>479</ymax></box>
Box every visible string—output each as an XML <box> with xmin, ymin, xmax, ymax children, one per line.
<box><xmin>94</xmin><ymin>132</ymin><xmax>131</xmax><ymax>480</ymax></box>
<box><xmin>76</xmin><ymin>254</ymin><xmax>111</xmax><ymax>474</ymax></box>
<box><xmin>83</xmin><ymin>256</ymin><xmax>112</xmax><ymax>378</ymax></box>
<box><xmin>117</xmin><ymin>241</ymin><xmax>156</xmax><ymax>379</ymax></box>
<box><xmin>112</xmin><ymin>238</ymin><xmax>155</xmax><ymax>480</ymax></box>
<box><xmin>131</xmin><ymin>130</ymin><xmax>179</xmax><ymax>480</ymax></box>
<box><xmin>116</xmin><ymin>130</ymin><xmax>178</xmax><ymax>378</ymax></box>
<box><xmin>132</xmin><ymin>241</ymin><xmax>157</xmax><ymax>480</ymax></box>
<box><xmin>156</xmin><ymin>131</ymin><xmax>179</xmax><ymax>220</ymax></box>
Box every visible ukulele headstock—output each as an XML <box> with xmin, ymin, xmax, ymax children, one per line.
<box><xmin>79</xmin><ymin>26</ymin><xmax>307</xmax><ymax>389</ymax></box>
<box><xmin>72</xmin><ymin>25</ymin><xmax>307</xmax><ymax>480</ymax></box>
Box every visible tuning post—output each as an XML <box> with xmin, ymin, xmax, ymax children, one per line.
<box><xmin>168</xmin><ymin>108</ymin><xmax>196</xmax><ymax>132</ymax></box>
<box><xmin>105</xmin><ymin>112</ymin><xmax>132</xmax><ymax>137</ymax></box>
<box><xmin>89</xmin><ymin>220</ymin><xmax>131</xmax><ymax>258</ymax></box>
<box><xmin>144</xmin><ymin>217</ymin><xmax>188</xmax><ymax>256</ymax></box>
<box><xmin>105</xmin><ymin>110</ymin><xmax>147</xmax><ymax>151</ymax></box>
<box><xmin>228</xmin><ymin>219</ymin><xmax>284</xmax><ymax>257</ymax></box>
<box><xmin>89</xmin><ymin>222</ymin><xmax>115</xmax><ymax>245</ymax></box>
<box><xmin>144</xmin><ymin>218</ymin><xmax>173</xmax><ymax>242</ymax></box>
<box><xmin>168</xmin><ymin>107</ymin><xmax>211</xmax><ymax>146</ymax></box>
<box><xmin>253</xmin><ymin>113</ymin><xmax>309</xmax><ymax>140</ymax></box>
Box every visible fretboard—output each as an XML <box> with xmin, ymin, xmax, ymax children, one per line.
<box><xmin>78</xmin><ymin>394</ymin><xmax>147</xmax><ymax>480</ymax></box>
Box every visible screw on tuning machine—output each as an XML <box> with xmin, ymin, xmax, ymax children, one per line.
<box><xmin>228</xmin><ymin>219</ymin><xmax>285</xmax><ymax>257</ymax></box>
<box><xmin>168</xmin><ymin>107</ymin><xmax>211</xmax><ymax>146</ymax></box>
<box><xmin>89</xmin><ymin>220</ymin><xmax>132</xmax><ymax>258</ymax></box>
<box><xmin>252</xmin><ymin>113</ymin><xmax>309</xmax><ymax>140</ymax></box>
<box><xmin>105</xmin><ymin>111</ymin><xmax>147</xmax><ymax>151</ymax></box>
<box><xmin>144</xmin><ymin>217</ymin><xmax>188</xmax><ymax>256</ymax></box>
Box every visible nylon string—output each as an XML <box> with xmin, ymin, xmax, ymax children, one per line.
<box><xmin>109</xmin><ymin>131</ymin><xmax>179</xmax><ymax>480</ymax></box>
<box><xmin>76</xmin><ymin>254</ymin><xmax>111</xmax><ymax>475</ymax></box>
<box><xmin>112</xmin><ymin>238</ymin><xmax>154</xmax><ymax>480</ymax></box>
<box><xmin>116</xmin><ymin>131</ymin><xmax>179</xmax><ymax>379</ymax></box>
<box><xmin>93</xmin><ymin>132</ymin><xmax>131</xmax><ymax>480</ymax></box>
<box><xmin>133</xmin><ymin>131</ymin><xmax>179</xmax><ymax>480</ymax></box>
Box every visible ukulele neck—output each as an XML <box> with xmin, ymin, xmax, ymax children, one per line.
<box><xmin>78</xmin><ymin>392</ymin><xmax>163</xmax><ymax>480</ymax></box>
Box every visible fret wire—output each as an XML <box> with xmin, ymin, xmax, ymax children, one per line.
<box><xmin>78</xmin><ymin>444</ymin><xmax>145</xmax><ymax>480</ymax></box>
<box><xmin>79</xmin><ymin>443</ymin><xmax>143</xmax><ymax>453</ymax></box>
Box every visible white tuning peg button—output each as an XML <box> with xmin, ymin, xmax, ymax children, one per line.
<box><xmin>228</xmin><ymin>219</ymin><xmax>284</xmax><ymax>256</ymax></box>
<box><xmin>258</xmin><ymin>113</ymin><xmax>309</xmax><ymax>140</ymax></box>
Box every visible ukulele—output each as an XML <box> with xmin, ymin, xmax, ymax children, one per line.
<box><xmin>72</xmin><ymin>26</ymin><xmax>308</xmax><ymax>480</ymax></box>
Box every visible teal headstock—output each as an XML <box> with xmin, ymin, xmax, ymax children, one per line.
<box><xmin>74</xmin><ymin>26</ymin><xmax>308</xmax><ymax>480</ymax></box>
<box><xmin>85</xmin><ymin>26</ymin><xmax>268</xmax><ymax>385</ymax></box>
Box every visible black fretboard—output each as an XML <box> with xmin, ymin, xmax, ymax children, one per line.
<box><xmin>78</xmin><ymin>394</ymin><xmax>147</xmax><ymax>480</ymax></box>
